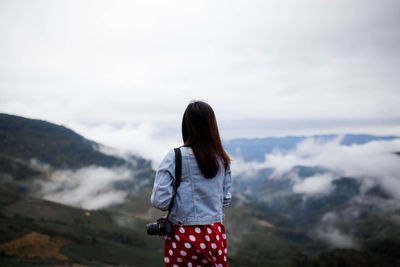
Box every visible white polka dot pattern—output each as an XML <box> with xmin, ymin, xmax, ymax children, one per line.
<box><xmin>164</xmin><ymin>223</ymin><xmax>227</xmax><ymax>266</ymax></box>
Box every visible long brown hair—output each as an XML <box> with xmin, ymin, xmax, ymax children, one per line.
<box><xmin>182</xmin><ymin>101</ymin><xmax>231</xmax><ymax>178</ymax></box>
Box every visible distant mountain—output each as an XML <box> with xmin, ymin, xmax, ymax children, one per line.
<box><xmin>0</xmin><ymin>113</ymin><xmax>154</xmax><ymax>196</ymax></box>
<box><xmin>224</xmin><ymin>134</ymin><xmax>399</xmax><ymax>162</ymax></box>
<box><xmin>0</xmin><ymin>113</ymin><xmax>130</xmax><ymax>169</ymax></box>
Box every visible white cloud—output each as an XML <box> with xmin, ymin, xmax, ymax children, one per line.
<box><xmin>261</xmin><ymin>137</ymin><xmax>400</xmax><ymax>198</ymax></box>
<box><xmin>293</xmin><ymin>173</ymin><xmax>335</xmax><ymax>195</ymax></box>
<box><xmin>315</xmin><ymin>227</ymin><xmax>358</xmax><ymax>249</ymax></box>
<box><xmin>231</xmin><ymin>137</ymin><xmax>400</xmax><ymax>200</ymax></box>
<box><xmin>230</xmin><ymin>157</ymin><xmax>268</xmax><ymax>180</ymax></box>
<box><xmin>67</xmin><ymin>121</ymin><xmax>181</xmax><ymax>166</ymax></box>
<box><xmin>313</xmin><ymin>212</ymin><xmax>359</xmax><ymax>248</ymax></box>
<box><xmin>36</xmin><ymin>165</ymin><xmax>134</xmax><ymax>210</ymax></box>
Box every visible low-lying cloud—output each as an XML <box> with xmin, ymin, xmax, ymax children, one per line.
<box><xmin>35</xmin><ymin>165</ymin><xmax>135</xmax><ymax>210</ymax></box>
<box><xmin>230</xmin><ymin>136</ymin><xmax>400</xmax><ymax>248</ymax></box>
<box><xmin>313</xmin><ymin>211</ymin><xmax>359</xmax><ymax>249</ymax></box>
<box><xmin>67</xmin><ymin>121</ymin><xmax>180</xmax><ymax>168</ymax></box>
<box><xmin>315</xmin><ymin>227</ymin><xmax>358</xmax><ymax>249</ymax></box>
<box><xmin>272</xmin><ymin>137</ymin><xmax>400</xmax><ymax>199</ymax></box>
<box><xmin>292</xmin><ymin>173</ymin><xmax>336</xmax><ymax>195</ymax></box>
<box><xmin>233</xmin><ymin>136</ymin><xmax>400</xmax><ymax>199</ymax></box>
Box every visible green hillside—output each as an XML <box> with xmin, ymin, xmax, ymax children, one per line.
<box><xmin>0</xmin><ymin>113</ymin><xmax>127</xmax><ymax>169</ymax></box>
<box><xmin>0</xmin><ymin>187</ymin><xmax>318</xmax><ymax>267</ymax></box>
<box><xmin>0</xmin><ymin>188</ymin><xmax>163</xmax><ymax>266</ymax></box>
<box><xmin>2</xmin><ymin>187</ymin><xmax>399</xmax><ymax>267</ymax></box>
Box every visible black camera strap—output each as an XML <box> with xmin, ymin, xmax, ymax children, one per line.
<box><xmin>166</xmin><ymin>147</ymin><xmax>182</xmax><ymax>222</ymax></box>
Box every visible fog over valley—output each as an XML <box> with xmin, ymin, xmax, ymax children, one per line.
<box><xmin>1</xmin><ymin>113</ymin><xmax>400</xmax><ymax>266</ymax></box>
<box><xmin>13</xmin><ymin>118</ymin><xmax>400</xmax><ymax>250</ymax></box>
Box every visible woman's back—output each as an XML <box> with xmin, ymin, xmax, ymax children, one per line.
<box><xmin>151</xmin><ymin>146</ymin><xmax>232</xmax><ymax>226</ymax></box>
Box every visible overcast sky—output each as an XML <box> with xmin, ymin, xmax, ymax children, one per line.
<box><xmin>1</xmin><ymin>0</ymin><xmax>399</xmax><ymax>153</ymax></box>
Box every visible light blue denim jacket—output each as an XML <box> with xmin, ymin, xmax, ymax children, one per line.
<box><xmin>150</xmin><ymin>146</ymin><xmax>232</xmax><ymax>225</ymax></box>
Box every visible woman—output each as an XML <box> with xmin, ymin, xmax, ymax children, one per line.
<box><xmin>151</xmin><ymin>101</ymin><xmax>232</xmax><ymax>267</ymax></box>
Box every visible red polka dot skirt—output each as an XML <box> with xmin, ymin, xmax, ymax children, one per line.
<box><xmin>164</xmin><ymin>222</ymin><xmax>228</xmax><ymax>267</ymax></box>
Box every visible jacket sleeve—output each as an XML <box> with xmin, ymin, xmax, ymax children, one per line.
<box><xmin>150</xmin><ymin>149</ymin><xmax>175</xmax><ymax>211</ymax></box>
<box><xmin>222</xmin><ymin>164</ymin><xmax>232</xmax><ymax>207</ymax></box>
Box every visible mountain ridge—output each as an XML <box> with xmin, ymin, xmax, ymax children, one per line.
<box><xmin>224</xmin><ymin>134</ymin><xmax>399</xmax><ymax>162</ymax></box>
<box><xmin>0</xmin><ymin>113</ymin><xmax>131</xmax><ymax>169</ymax></box>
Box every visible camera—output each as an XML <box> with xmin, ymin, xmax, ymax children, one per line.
<box><xmin>146</xmin><ymin>217</ymin><xmax>173</xmax><ymax>236</ymax></box>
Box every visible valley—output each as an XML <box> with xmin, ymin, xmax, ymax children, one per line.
<box><xmin>1</xmin><ymin>113</ymin><xmax>399</xmax><ymax>266</ymax></box>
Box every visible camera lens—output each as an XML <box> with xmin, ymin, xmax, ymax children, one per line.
<box><xmin>146</xmin><ymin>222</ymin><xmax>160</xmax><ymax>235</ymax></box>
